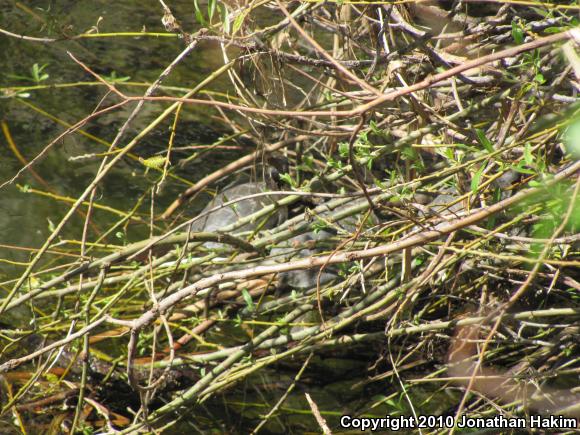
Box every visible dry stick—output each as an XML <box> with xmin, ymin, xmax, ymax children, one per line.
<box><xmin>153</xmin><ymin>87</ymin><xmax>513</xmax><ymax>265</ymax></box>
<box><xmin>170</xmin><ymin>308</ymin><xmax>580</xmax><ymax>368</ymax></box>
<box><xmin>70</xmin><ymin>31</ymin><xmax>572</xmax><ymax>119</ymax></box>
<box><xmin>0</xmin><ymin>316</ymin><xmax>108</xmax><ymax>372</ymax></box>
<box><xmin>471</xmin><ymin>225</ymin><xmax>580</xmax><ymax>244</ymax></box>
<box><xmin>0</xmin><ymin>35</ymin><xmax>203</xmax><ymax>316</ymax></box>
<box><xmin>276</xmin><ymin>0</ymin><xmax>381</xmax><ymax>97</ymax></box>
<box><xmin>313</xmin><ymin>114</ymin><xmax>370</xmax><ymax>325</ymax></box>
<box><xmin>161</xmin><ymin>135</ymin><xmax>309</xmax><ymax>219</ymax></box>
<box><xmin>0</xmin><ymin>88</ymin><xmax>534</xmax><ymax>315</ymax></box>
<box><xmin>2</xmin><ymin>189</ymin><xmax>361</xmax><ymax>314</ymax></box>
<box><xmin>451</xmin><ymin>174</ymin><xmax>580</xmax><ymax>433</ymax></box>
<box><xmin>0</xmin><ymin>26</ymin><xmax>58</xmax><ymax>42</ymax></box>
<box><xmin>132</xmin><ymin>189</ymin><xmax>364</xmax><ymax>262</ymax></box>
<box><xmin>126</xmin><ymin>159</ymin><xmax>580</xmax><ymax>335</ymax></box>
<box><xmin>129</xmin><ymin>190</ymin><xmax>177</xmax><ymax>408</ymax></box>
<box><xmin>305</xmin><ymin>393</ymin><xmax>333</xmax><ymax>435</ymax></box>
<box><xmin>348</xmin><ymin>114</ymin><xmax>376</xmax><ymax>213</ymax></box>
<box><xmin>42</xmin><ymin>89</ymin><xmax>512</xmax><ymax>314</ymax></box>
<box><xmin>70</xmin><ymin>181</ymin><xmax>99</xmax><ymax>434</ymax></box>
<box><xmin>121</xmin><ymin>305</ymin><xmax>317</xmax><ymax>434</ymax></box>
<box><xmin>15</xmin><ymin>389</ymin><xmax>80</xmax><ymax>413</ymax></box>
<box><xmin>5</xmin><ymin>193</ymin><xmax>377</xmax><ymax>327</ymax></box>
<box><xmin>1</xmin><ymin>25</ymin><xmax>572</xmax><ymax>377</ymax></box>
<box><xmin>371</xmin><ymin>232</ymin><xmax>456</xmax><ymax>323</ymax></box>
<box><xmin>315</xmin><ymin>209</ymin><xmax>372</xmax><ymax>326</ymax></box>
<box><xmin>2</xmin><ymin>239</ymin><xmax>182</xmax><ymax>313</ymax></box>
<box><xmin>44</xmin><ymin>32</ymin><xmax>565</xmax><ymax>270</ymax></box>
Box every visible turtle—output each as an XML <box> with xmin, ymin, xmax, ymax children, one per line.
<box><xmin>190</xmin><ymin>166</ymin><xmax>287</xmax><ymax>250</ymax></box>
<box><xmin>270</xmin><ymin>230</ymin><xmax>338</xmax><ymax>289</ymax></box>
<box><xmin>270</xmin><ymin>209</ymin><xmax>368</xmax><ymax>289</ymax></box>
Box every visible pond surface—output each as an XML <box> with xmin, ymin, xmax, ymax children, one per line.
<box><xmin>0</xmin><ymin>0</ymin><xmax>244</xmax><ymax>284</ymax></box>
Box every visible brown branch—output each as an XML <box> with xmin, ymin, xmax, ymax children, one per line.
<box><xmin>126</xmin><ymin>159</ymin><xmax>580</xmax><ymax>334</ymax></box>
<box><xmin>68</xmin><ymin>30</ymin><xmax>572</xmax><ymax>119</ymax></box>
<box><xmin>276</xmin><ymin>0</ymin><xmax>381</xmax><ymax>97</ymax></box>
<box><xmin>160</xmin><ymin>135</ymin><xmax>309</xmax><ymax>219</ymax></box>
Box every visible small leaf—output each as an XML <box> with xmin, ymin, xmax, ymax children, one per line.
<box><xmin>524</xmin><ymin>143</ymin><xmax>534</xmax><ymax>166</ymax></box>
<box><xmin>564</xmin><ymin>118</ymin><xmax>580</xmax><ymax>159</ymax></box>
<box><xmin>194</xmin><ymin>0</ymin><xmax>207</xmax><ymax>25</ymax></box>
<box><xmin>279</xmin><ymin>173</ymin><xmax>296</xmax><ymax>188</ymax></box>
<box><xmin>475</xmin><ymin>128</ymin><xmax>494</xmax><ymax>153</ymax></box>
<box><xmin>512</xmin><ymin>21</ymin><xmax>524</xmax><ymax>44</ymax></box>
<box><xmin>45</xmin><ymin>373</ymin><xmax>59</xmax><ymax>384</ymax></box>
<box><xmin>338</xmin><ymin>142</ymin><xmax>349</xmax><ymax>158</ymax></box>
<box><xmin>241</xmin><ymin>288</ymin><xmax>254</xmax><ymax>311</ymax></box>
<box><xmin>47</xmin><ymin>218</ymin><xmax>56</xmax><ymax>233</ymax></box>
<box><xmin>140</xmin><ymin>155</ymin><xmax>167</xmax><ymax>170</ymax></box>
<box><xmin>513</xmin><ymin>161</ymin><xmax>536</xmax><ymax>174</ymax></box>
<box><xmin>471</xmin><ymin>162</ymin><xmax>486</xmax><ymax>193</ymax></box>
<box><xmin>208</xmin><ymin>0</ymin><xmax>216</xmax><ymax>21</ymax></box>
<box><xmin>218</xmin><ymin>3</ymin><xmax>230</xmax><ymax>34</ymax></box>
<box><xmin>232</xmin><ymin>12</ymin><xmax>245</xmax><ymax>34</ymax></box>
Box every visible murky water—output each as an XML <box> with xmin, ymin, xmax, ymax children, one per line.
<box><xmin>0</xmin><ymin>1</ymin><xmax>245</xmax><ymax>281</ymax></box>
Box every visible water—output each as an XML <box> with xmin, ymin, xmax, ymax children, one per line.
<box><xmin>0</xmin><ymin>0</ymin><xmax>240</xmax><ymax>282</ymax></box>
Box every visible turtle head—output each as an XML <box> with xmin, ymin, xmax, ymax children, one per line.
<box><xmin>264</xmin><ymin>153</ymin><xmax>289</xmax><ymax>189</ymax></box>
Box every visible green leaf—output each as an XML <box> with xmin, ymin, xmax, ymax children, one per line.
<box><xmin>241</xmin><ymin>288</ymin><xmax>254</xmax><ymax>311</ymax></box>
<box><xmin>471</xmin><ymin>162</ymin><xmax>486</xmax><ymax>193</ymax></box>
<box><xmin>338</xmin><ymin>142</ymin><xmax>349</xmax><ymax>158</ymax></box>
<box><xmin>475</xmin><ymin>128</ymin><xmax>494</xmax><ymax>153</ymax></box>
<box><xmin>312</xmin><ymin>219</ymin><xmax>328</xmax><ymax>233</ymax></box>
<box><xmin>140</xmin><ymin>155</ymin><xmax>167</xmax><ymax>170</ymax></box>
<box><xmin>102</xmin><ymin>71</ymin><xmax>131</xmax><ymax>83</ymax></box>
<box><xmin>47</xmin><ymin>218</ymin><xmax>56</xmax><ymax>233</ymax></box>
<box><xmin>194</xmin><ymin>0</ymin><xmax>207</xmax><ymax>25</ymax></box>
<box><xmin>563</xmin><ymin>118</ymin><xmax>580</xmax><ymax>159</ymax></box>
<box><xmin>523</xmin><ymin>143</ymin><xmax>534</xmax><ymax>166</ymax></box>
<box><xmin>513</xmin><ymin>161</ymin><xmax>536</xmax><ymax>175</ymax></box>
<box><xmin>45</xmin><ymin>373</ymin><xmax>60</xmax><ymax>384</ymax></box>
<box><xmin>232</xmin><ymin>12</ymin><xmax>245</xmax><ymax>35</ymax></box>
<box><xmin>218</xmin><ymin>3</ymin><xmax>230</xmax><ymax>34</ymax></box>
<box><xmin>512</xmin><ymin>21</ymin><xmax>524</xmax><ymax>44</ymax></box>
<box><xmin>208</xmin><ymin>0</ymin><xmax>216</xmax><ymax>21</ymax></box>
<box><xmin>279</xmin><ymin>173</ymin><xmax>296</xmax><ymax>188</ymax></box>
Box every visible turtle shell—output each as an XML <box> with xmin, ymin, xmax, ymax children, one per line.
<box><xmin>191</xmin><ymin>182</ymin><xmax>287</xmax><ymax>249</ymax></box>
<box><xmin>270</xmin><ymin>230</ymin><xmax>337</xmax><ymax>289</ymax></box>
